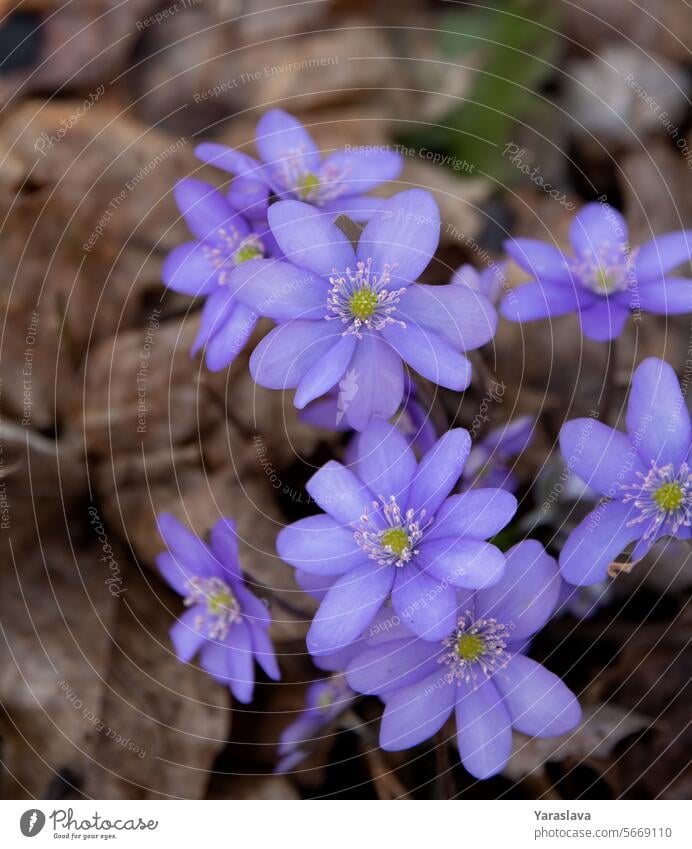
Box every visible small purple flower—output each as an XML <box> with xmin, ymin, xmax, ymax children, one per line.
<box><xmin>452</xmin><ymin>262</ymin><xmax>507</xmax><ymax>306</ymax></box>
<box><xmin>275</xmin><ymin>674</ymin><xmax>356</xmax><ymax>772</ymax></box>
<box><xmin>277</xmin><ymin>419</ymin><xmax>516</xmax><ymax>655</ymax></box>
<box><xmin>162</xmin><ymin>177</ymin><xmax>280</xmax><ymax>371</ymax></box>
<box><xmin>231</xmin><ymin>190</ymin><xmax>497</xmax><ymax>430</ymax></box>
<box><xmin>156</xmin><ymin>513</ymin><xmax>280</xmax><ymax>702</ymax></box>
<box><xmin>300</xmin><ymin>374</ymin><xmax>438</xmax><ymax>457</ymax></box>
<box><xmin>195</xmin><ymin>109</ymin><xmax>403</xmax><ymax>222</ymax></box>
<box><xmin>501</xmin><ymin>202</ymin><xmax>692</xmax><ymax>341</ymax></box>
<box><xmin>345</xmin><ymin>540</ymin><xmax>579</xmax><ymax>779</ymax></box>
<box><xmin>559</xmin><ymin>357</ymin><xmax>691</xmax><ymax>585</ymax></box>
<box><xmin>463</xmin><ymin>416</ymin><xmax>535</xmax><ymax>493</ymax></box>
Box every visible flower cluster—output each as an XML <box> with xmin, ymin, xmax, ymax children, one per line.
<box><xmin>157</xmin><ymin>109</ymin><xmax>691</xmax><ymax>784</ymax></box>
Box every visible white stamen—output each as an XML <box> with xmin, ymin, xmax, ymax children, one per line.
<box><xmin>326</xmin><ymin>258</ymin><xmax>406</xmax><ymax>338</ymax></box>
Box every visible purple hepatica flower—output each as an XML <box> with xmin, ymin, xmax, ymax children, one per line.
<box><xmin>500</xmin><ymin>202</ymin><xmax>692</xmax><ymax>341</ymax></box>
<box><xmin>346</xmin><ymin>540</ymin><xmax>578</xmax><ymax>779</ymax></box>
<box><xmin>156</xmin><ymin>513</ymin><xmax>280</xmax><ymax>703</ymax></box>
<box><xmin>231</xmin><ymin>190</ymin><xmax>497</xmax><ymax>430</ymax></box>
<box><xmin>161</xmin><ymin>177</ymin><xmax>281</xmax><ymax>371</ymax></box>
<box><xmin>452</xmin><ymin>262</ymin><xmax>507</xmax><ymax>306</ymax></box>
<box><xmin>559</xmin><ymin>357</ymin><xmax>691</xmax><ymax>586</ymax></box>
<box><xmin>462</xmin><ymin>416</ymin><xmax>535</xmax><ymax>493</ymax></box>
<box><xmin>277</xmin><ymin>419</ymin><xmax>516</xmax><ymax>655</ymax></box>
<box><xmin>196</xmin><ymin>109</ymin><xmax>403</xmax><ymax>222</ymax></box>
<box><xmin>276</xmin><ymin>674</ymin><xmax>356</xmax><ymax>773</ymax></box>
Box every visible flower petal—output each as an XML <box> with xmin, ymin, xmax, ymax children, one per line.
<box><xmin>174</xmin><ymin>178</ymin><xmax>247</xmax><ymax>243</ymax></box>
<box><xmin>500</xmin><ymin>280</ymin><xmax>592</xmax><ymax>322</ymax></box>
<box><xmin>340</xmin><ymin>333</ymin><xmax>405</xmax><ymax>431</ymax></box>
<box><xmin>475</xmin><ymin>540</ymin><xmax>561</xmax><ymax>640</ymax></box>
<box><xmin>380</xmin><ymin>670</ymin><xmax>455</xmax><ymax>750</ymax></box>
<box><xmin>235</xmin><ymin>585</ymin><xmax>272</xmax><ymax>630</ymax></box>
<box><xmin>559</xmin><ymin>500</ymin><xmax>642</xmax><ymax>586</ymax></box>
<box><xmin>637</xmin><ymin>278</ymin><xmax>692</xmax><ymax>314</ymax></box>
<box><xmin>352</xmin><ymin>419</ymin><xmax>416</xmax><ymax>503</ymax></box>
<box><xmin>306</xmin><ymin>460</ymin><xmax>376</xmax><ymax>526</ymax></box>
<box><xmin>455</xmin><ymin>676</ymin><xmax>512</xmax><ymax>779</ymax></box>
<box><xmin>319</xmin><ymin>149</ymin><xmax>403</xmax><ymax>195</ymax></box>
<box><xmin>227</xmin><ymin>176</ymin><xmax>270</xmax><ymax>220</ymax></box>
<box><xmin>407</xmin><ymin>429</ymin><xmax>471</xmax><ymax>515</ymax></box>
<box><xmin>157</xmin><ymin>513</ymin><xmax>219</xmax><ymax>578</ymax></box>
<box><xmin>504</xmin><ymin>238</ymin><xmax>572</xmax><ymax>284</ymax></box>
<box><xmin>307</xmin><ymin>560</ymin><xmax>394</xmax><ymax>655</ymax></box>
<box><xmin>162</xmin><ymin>242</ymin><xmax>219</xmax><ymax>296</ymax></box>
<box><xmin>320</xmin><ymin>195</ymin><xmax>390</xmax><ymax>223</ymax></box>
<box><xmin>170</xmin><ymin>606</ymin><xmax>206</xmax><ymax>662</ymax></box>
<box><xmin>345</xmin><ymin>638</ymin><xmax>440</xmax><ymax>695</ymax></box>
<box><xmin>225</xmin><ymin>621</ymin><xmax>256</xmax><ymax>703</ymax></box>
<box><xmin>398</xmin><ymin>283</ymin><xmax>497</xmax><ymax>352</ymax></box>
<box><xmin>492</xmin><ymin>654</ymin><xmax>581</xmax><ymax>737</ymax></box>
<box><xmin>277</xmin><ymin>514</ymin><xmax>366</xmax><ymax>575</ymax></box>
<box><xmin>209</xmin><ymin>517</ymin><xmax>242</xmax><ymax>581</ymax></box>
<box><xmin>249</xmin><ymin>319</ymin><xmax>338</xmax><ymax>389</ymax></box>
<box><xmin>634</xmin><ymin>230</ymin><xmax>692</xmax><ymax>282</ymax></box>
<box><xmin>230</xmin><ymin>258</ymin><xmax>327</xmax><ymax>320</ymax></box>
<box><xmin>559</xmin><ymin>418</ymin><xmax>646</xmax><ymax>497</ymax></box>
<box><xmin>268</xmin><ymin>200</ymin><xmax>357</xmax><ymax>277</ymax></box>
<box><xmin>392</xmin><ymin>563</ymin><xmax>459</xmax><ymax>640</ymax></box>
<box><xmin>569</xmin><ymin>202</ymin><xmax>628</xmax><ymax>260</ymax></box>
<box><xmin>579</xmin><ymin>298</ymin><xmax>630</xmax><ymax>342</ymax></box>
<box><xmin>250</xmin><ymin>626</ymin><xmax>281</xmax><ymax>680</ymax></box>
<box><xmin>419</xmin><ymin>538</ymin><xmax>506</xmax><ymax>589</ymax></box>
<box><xmin>256</xmin><ymin>109</ymin><xmax>321</xmax><ymax>173</ymax></box>
<box><xmin>357</xmin><ymin>189</ymin><xmax>440</xmax><ymax>285</ymax></box>
<box><xmin>626</xmin><ymin>357</ymin><xmax>691</xmax><ymax>467</ymax></box>
<box><xmin>383</xmin><ymin>322</ymin><xmax>473</xmax><ymax>391</ymax></box>
<box><xmin>195</xmin><ymin>142</ymin><xmax>267</xmax><ymax>182</ymax></box>
<box><xmin>204</xmin><ymin>301</ymin><xmax>258</xmax><ymax>372</ymax></box>
<box><xmin>426</xmin><ymin>488</ymin><xmax>517</xmax><ymax>541</ymax></box>
<box><xmin>192</xmin><ymin>287</ymin><xmax>237</xmax><ymax>355</ymax></box>
<box><xmin>295</xmin><ymin>334</ymin><xmax>357</xmax><ymax>408</ymax></box>
<box><xmin>294</xmin><ymin>570</ymin><xmax>335</xmax><ymax>600</ymax></box>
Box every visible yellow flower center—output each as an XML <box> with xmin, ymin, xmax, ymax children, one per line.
<box><xmin>653</xmin><ymin>481</ymin><xmax>683</xmax><ymax>512</ymax></box>
<box><xmin>456</xmin><ymin>633</ymin><xmax>486</xmax><ymax>662</ymax></box>
<box><xmin>234</xmin><ymin>244</ymin><xmax>263</xmax><ymax>264</ymax></box>
<box><xmin>595</xmin><ymin>267</ymin><xmax>616</xmax><ymax>293</ymax></box>
<box><xmin>208</xmin><ymin>589</ymin><xmax>237</xmax><ymax>616</ymax></box>
<box><xmin>298</xmin><ymin>172</ymin><xmax>320</xmax><ymax>199</ymax></box>
<box><xmin>380</xmin><ymin>527</ymin><xmax>409</xmax><ymax>556</ymax></box>
<box><xmin>349</xmin><ymin>287</ymin><xmax>378</xmax><ymax>321</ymax></box>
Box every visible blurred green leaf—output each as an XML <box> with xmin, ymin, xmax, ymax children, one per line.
<box><xmin>403</xmin><ymin>1</ymin><xmax>560</xmax><ymax>179</ymax></box>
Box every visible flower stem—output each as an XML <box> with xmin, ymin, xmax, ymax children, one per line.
<box><xmin>599</xmin><ymin>337</ymin><xmax>618</xmax><ymax>426</ymax></box>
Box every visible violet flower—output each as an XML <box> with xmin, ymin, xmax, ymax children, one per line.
<box><xmin>277</xmin><ymin>419</ymin><xmax>516</xmax><ymax>654</ymax></box>
<box><xmin>345</xmin><ymin>540</ymin><xmax>579</xmax><ymax>779</ymax></box>
<box><xmin>231</xmin><ymin>190</ymin><xmax>497</xmax><ymax>430</ymax></box>
<box><xmin>501</xmin><ymin>202</ymin><xmax>692</xmax><ymax>341</ymax></box>
<box><xmin>463</xmin><ymin>416</ymin><xmax>535</xmax><ymax>493</ymax></box>
<box><xmin>157</xmin><ymin>513</ymin><xmax>280</xmax><ymax>702</ymax></box>
<box><xmin>559</xmin><ymin>357</ymin><xmax>691</xmax><ymax>585</ymax></box>
<box><xmin>162</xmin><ymin>177</ymin><xmax>281</xmax><ymax>371</ymax></box>
<box><xmin>196</xmin><ymin>109</ymin><xmax>403</xmax><ymax>222</ymax></box>
<box><xmin>275</xmin><ymin>675</ymin><xmax>356</xmax><ymax>773</ymax></box>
